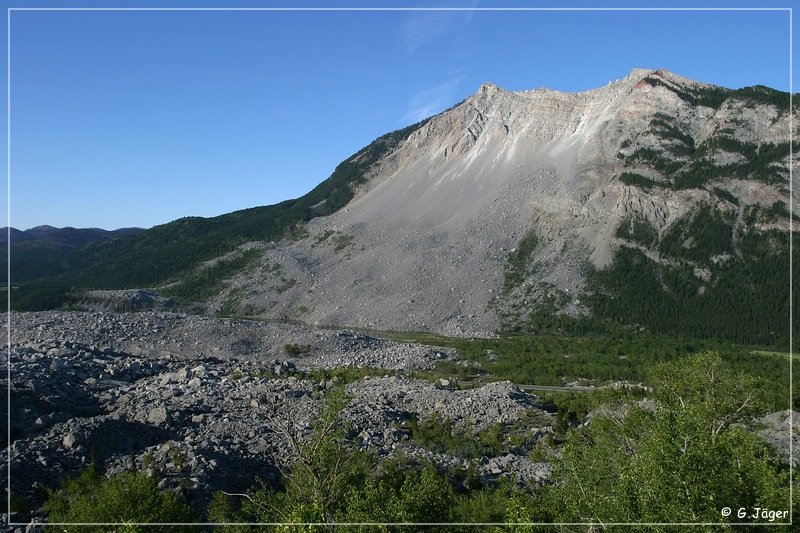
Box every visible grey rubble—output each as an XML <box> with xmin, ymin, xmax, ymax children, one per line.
<box><xmin>3</xmin><ymin>310</ymin><xmax>552</xmax><ymax>522</ymax></box>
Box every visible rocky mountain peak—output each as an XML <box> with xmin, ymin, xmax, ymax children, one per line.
<box><xmin>626</xmin><ymin>67</ymin><xmax>658</xmax><ymax>79</ymax></box>
<box><xmin>477</xmin><ymin>81</ymin><xmax>504</xmax><ymax>94</ymax></box>
<box><xmin>206</xmin><ymin>69</ymin><xmax>794</xmax><ymax>338</ymax></box>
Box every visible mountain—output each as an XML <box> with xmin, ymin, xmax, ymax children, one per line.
<box><xmin>1</xmin><ymin>225</ymin><xmax>144</xmax><ymax>244</ymax></box>
<box><xmin>13</xmin><ymin>68</ymin><xmax>798</xmax><ymax>346</ymax></box>
<box><xmin>2</xmin><ymin>225</ymin><xmax>145</xmax><ymax>283</ymax></box>
<box><xmin>206</xmin><ymin>68</ymin><xmax>796</xmax><ymax>344</ymax></box>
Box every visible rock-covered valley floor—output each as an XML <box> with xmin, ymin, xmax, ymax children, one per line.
<box><xmin>3</xmin><ymin>310</ymin><xmax>557</xmax><ymax>527</ymax></box>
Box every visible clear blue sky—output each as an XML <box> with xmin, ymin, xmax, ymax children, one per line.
<box><xmin>3</xmin><ymin>0</ymin><xmax>796</xmax><ymax>230</ymax></box>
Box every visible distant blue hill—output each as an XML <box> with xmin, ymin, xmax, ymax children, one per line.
<box><xmin>1</xmin><ymin>225</ymin><xmax>145</xmax><ymax>284</ymax></box>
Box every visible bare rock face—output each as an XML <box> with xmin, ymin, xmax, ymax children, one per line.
<box><xmin>210</xmin><ymin>68</ymin><xmax>797</xmax><ymax>337</ymax></box>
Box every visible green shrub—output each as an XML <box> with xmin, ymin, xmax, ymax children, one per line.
<box><xmin>283</xmin><ymin>343</ymin><xmax>311</xmax><ymax>356</ymax></box>
<box><xmin>402</xmin><ymin>414</ymin><xmax>513</xmax><ymax>460</ymax></box>
<box><xmin>44</xmin><ymin>467</ymin><xmax>196</xmax><ymax>531</ymax></box>
<box><xmin>546</xmin><ymin>352</ymin><xmax>790</xmax><ymax>525</ymax></box>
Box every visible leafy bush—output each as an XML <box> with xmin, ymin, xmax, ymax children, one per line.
<box><xmin>546</xmin><ymin>352</ymin><xmax>790</xmax><ymax>525</ymax></box>
<box><xmin>209</xmin><ymin>386</ymin><xmax>547</xmax><ymax>530</ymax></box>
<box><xmin>224</xmin><ymin>387</ymin><xmax>371</xmax><ymax>526</ymax></box>
<box><xmin>44</xmin><ymin>467</ymin><xmax>196</xmax><ymax>531</ymax></box>
<box><xmin>402</xmin><ymin>414</ymin><xmax>509</xmax><ymax>459</ymax></box>
<box><xmin>337</xmin><ymin>460</ymin><xmax>458</xmax><ymax>527</ymax></box>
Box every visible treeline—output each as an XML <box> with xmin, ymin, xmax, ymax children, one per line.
<box><xmin>674</xmin><ymin>140</ymin><xmax>790</xmax><ymax>188</ymax></box>
<box><xmin>502</xmin><ymin>229</ymin><xmax>539</xmax><ymax>293</ymax></box>
<box><xmin>616</xmin><ymin>172</ymin><xmax>663</xmax><ymax>191</ymax></box>
<box><xmin>614</xmin><ymin>214</ymin><xmax>658</xmax><ymax>246</ymax></box>
<box><xmin>657</xmin><ymin>203</ymin><xmax>735</xmax><ymax>261</ymax></box>
<box><xmin>621</xmin><ymin>138</ymin><xmax>790</xmax><ymax>190</ymax></box>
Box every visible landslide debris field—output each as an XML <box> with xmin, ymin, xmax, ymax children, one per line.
<box><xmin>3</xmin><ymin>311</ymin><xmax>555</xmax><ymax>521</ymax></box>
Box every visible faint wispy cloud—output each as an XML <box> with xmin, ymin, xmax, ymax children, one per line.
<box><xmin>401</xmin><ymin>73</ymin><xmax>465</xmax><ymax>124</ymax></box>
<box><xmin>400</xmin><ymin>0</ymin><xmax>482</xmax><ymax>53</ymax></box>
<box><xmin>401</xmin><ymin>12</ymin><xmax>458</xmax><ymax>54</ymax></box>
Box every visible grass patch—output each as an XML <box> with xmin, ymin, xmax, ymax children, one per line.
<box><xmin>752</xmin><ymin>350</ymin><xmax>798</xmax><ymax>361</ymax></box>
<box><xmin>313</xmin><ymin>229</ymin><xmax>335</xmax><ymax>246</ymax></box>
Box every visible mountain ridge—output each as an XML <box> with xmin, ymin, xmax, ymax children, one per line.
<box><xmin>203</xmin><ymin>68</ymin><xmax>795</xmax><ymax>343</ymax></box>
<box><xmin>10</xmin><ymin>69</ymin><xmax>797</xmax><ymax>346</ymax></box>
<box><xmin>1</xmin><ymin>225</ymin><xmax>144</xmax><ymax>241</ymax></box>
